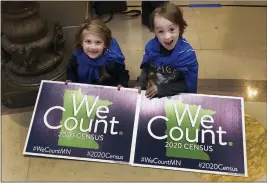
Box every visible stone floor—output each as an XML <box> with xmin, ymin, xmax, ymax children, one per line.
<box><xmin>1</xmin><ymin>1</ymin><xmax>267</xmax><ymax>182</ymax></box>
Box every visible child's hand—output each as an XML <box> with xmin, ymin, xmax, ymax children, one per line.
<box><xmin>65</xmin><ymin>80</ymin><xmax>72</xmax><ymax>85</ymax></box>
<box><xmin>134</xmin><ymin>86</ymin><xmax>141</xmax><ymax>94</ymax></box>
<box><xmin>145</xmin><ymin>85</ymin><xmax>158</xmax><ymax>99</ymax></box>
<box><xmin>117</xmin><ymin>84</ymin><xmax>123</xmax><ymax>91</ymax></box>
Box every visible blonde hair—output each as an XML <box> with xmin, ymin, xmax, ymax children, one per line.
<box><xmin>73</xmin><ymin>18</ymin><xmax>112</xmax><ymax>51</ymax></box>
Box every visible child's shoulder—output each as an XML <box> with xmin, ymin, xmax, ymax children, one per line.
<box><xmin>111</xmin><ymin>37</ymin><xmax>121</xmax><ymax>44</ymax></box>
<box><xmin>146</xmin><ymin>37</ymin><xmax>157</xmax><ymax>46</ymax></box>
<box><xmin>71</xmin><ymin>48</ymin><xmax>81</xmax><ymax>57</ymax></box>
<box><xmin>180</xmin><ymin>37</ymin><xmax>194</xmax><ymax>51</ymax></box>
<box><xmin>178</xmin><ymin>37</ymin><xmax>197</xmax><ymax>59</ymax></box>
<box><xmin>144</xmin><ymin>37</ymin><xmax>158</xmax><ymax>51</ymax></box>
<box><xmin>109</xmin><ymin>37</ymin><xmax>122</xmax><ymax>47</ymax></box>
<box><xmin>111</xmin><ymin>37</ymin><xmax>117</xmax><ymax>42</ymax></box>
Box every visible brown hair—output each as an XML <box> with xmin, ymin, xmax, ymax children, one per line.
<box><xmin>149</xmin><ymin>2</ymin><xmax>188</xmax><ymax>36</ymax></box>
<box><xmin>73</xmin><ymin>18</ymin><xmax>112</xmax><ymax>51</ymax></box>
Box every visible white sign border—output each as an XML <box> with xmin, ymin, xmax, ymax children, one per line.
<box><xmin>129</xmin><ymin>92</ymin><xmax>248</xmax><ymax>177</ymax></box>
<box><xmin>22</xmin><ymin>80</ymin><xmax>247</xmax><ymax>176</ymax></box>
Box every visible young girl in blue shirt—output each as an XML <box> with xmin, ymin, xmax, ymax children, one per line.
<box><xmin>66</xmin><ymin>19</ymin><xmax>129</xmax><ymax>90</ymax></box>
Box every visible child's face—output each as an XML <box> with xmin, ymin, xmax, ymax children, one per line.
<box><xmin>154</xmin><ymin>15</ymin><xmax>180</xmax><ymax>50</ymax></box>
<box><xmin>81</xmin><ymin>30</ymin><xmax>105</xmax><ymax>59</ymax></box>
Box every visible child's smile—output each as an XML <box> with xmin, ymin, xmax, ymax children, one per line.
<box><xmin>88</xmin><ymin>49</ymin><xmax>100</xmax><ymax>56</ymax></box>
<box><xmin>164</xmin><ymin>40</ymin><xmax>174</xmax><ymax>48</ymax></box>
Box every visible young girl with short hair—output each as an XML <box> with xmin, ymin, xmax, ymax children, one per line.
<box><xmin>66</xmin><ymin>19</ymin><xmax>129</xmax><ymax>90</ymax></box>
